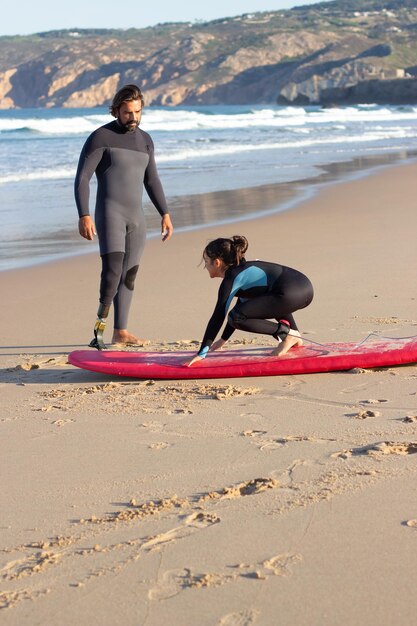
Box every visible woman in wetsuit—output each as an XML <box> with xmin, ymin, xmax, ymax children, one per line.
<box><xmin>184</xmin><ymin>235</ymin><xmax>313</xmax><ymax>367</ymax></box>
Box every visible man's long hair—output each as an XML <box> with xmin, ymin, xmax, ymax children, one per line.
<box><xmin>110</xmin><ymin>84</ymin><xmax>144</xmax><ymax>117</ymax></box>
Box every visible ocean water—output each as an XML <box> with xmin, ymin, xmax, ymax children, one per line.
<box><xmin>1</xmin><ymin>103</ymin><xmax>417</xmax><ymax>271</ymax></box>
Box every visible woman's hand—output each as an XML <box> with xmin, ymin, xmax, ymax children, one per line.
<box><xmin>183</xmin><ymin>354</ymin><xmax>204</xmax><ymax>367</ymax></box>
<box><xmin>209</xmin><ymin>339</ymin><xmax>226</xmax><ymax>352</ymax></box>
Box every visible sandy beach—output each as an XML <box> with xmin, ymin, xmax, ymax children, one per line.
<box><xmin>1</xmin><ymin>160</ymin><xmax>417</xmax><ymax>625</ymax></box>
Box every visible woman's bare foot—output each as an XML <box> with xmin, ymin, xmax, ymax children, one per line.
<box><xmin>112</xmin><ymin>330</ymin><xmax>148</xmax><ymax>346</ymax></box>
<box><xmin>270</xmin><ymin>333</ymin><xmax>303</xmax><ymax>357</ymax></box>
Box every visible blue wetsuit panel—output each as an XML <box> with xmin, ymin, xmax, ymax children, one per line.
<box><xmin>225</xmin><ymin>265</ymin><xmax>268</xmax><ymax>313</ymax></box>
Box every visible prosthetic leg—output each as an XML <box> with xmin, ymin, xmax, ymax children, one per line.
<box><xmin>89</xmin><ymin>303</ymin><xmax>110</xmax><ymax>350</ymax></box>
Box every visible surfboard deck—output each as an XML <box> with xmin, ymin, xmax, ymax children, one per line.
<box><xmin>68</xmin><ymin>335</ymin><xmax>417</xmax><ymax>380</ymax></box>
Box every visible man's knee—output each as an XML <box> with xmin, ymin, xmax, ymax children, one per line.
<box><xmin>100</xmin><ymin>252</ymin><xmax>125</xmax><ymax>303</ymax></box>
<box><xmin>101</xmin><ymin>252</ymin><xmax>124</xmax><ymax>280</ymax></box>
<box><xmin>124</xmin><ymin>265</ymin><xmax>139</xmax><ymax>291</ymax></box>
<box><xmin>228</xmin><ymin>308</ymin><xmax>247</xmax><ymax>330</ymax></box>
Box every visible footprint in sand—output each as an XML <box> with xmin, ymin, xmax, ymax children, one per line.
<box><xmin>11</xmin><ymin>356</ymin><xmax>69</xmax><ymax>372</ymax></box>
<box><xmin>141</xmin><ymin>511</ymin><xmax>220</xmax><ymax>551</ymax></box>
<box><xmin>35</xmin><ymin>405</ymin><xmax>65</xmax><ymax>413</ymax></box>
<box><xmin>218</xmin><ymin>609</ymin><xmax>260</xmax><ymax>626</ymax></box>
<box><xmin>149</xmin><ymin>553</ymin><xmax>301</xmax><ymax>601</ymax></box>
<box><xmin>243</xmin><ymin>432</ymin><xmax>336</xmax><ymax>451</ymax></box>
<box><xmin>349</xmin><ymin>409</ymin><xmax>380</xmax><ymax>419</ymax></box>
<box><xmin>0</xmin><ymin>589</ymin><xmax>50</xmax><ymax>610</ymax></box>
<box><xmin>51</xmin><ymin>419</ymin><xmax>75</xmax><ymax>427</ymax></box>
<box><xmin>184</xmin><ymin>511</ymin><xmax>221</xmax><ymax>527</ymax></box>
<box><xmin>1</xmin><ymin>476</ymin><xmax>291</xmax><ymax>608</ymax></box>
<box><xmin>241</xmin><ymin>429</ymin><xmax>268</xmax><ymax>438</ymax></box>
<box><xmin>138</xmin><ymin>421</ymin><xmax>166</xmax><ymax>433</ymax></box>
<box><xmin>200</xmin><ymin>477</ymin><xmax>280</xmax><ymax>501</ymax></box>
<box><xmin>147</xmin><ymin>442</ymin><xmax>170</xmax><ymax>450</ymax></box>
<box><xmin>11</xmin><ymin>362</ymin><xmax>40</xmax><ymax>372</ymax></box>
<box><xmin>403</xmin><ymin>415</ymin><xmax>417</xmax><ymax>423</ymax></box>
<box><xmin>405</xmin><ymin>519</ymin><xmax>417</xmax><ymax>528</ymax></box>
<box><xmin>333</xmin><ymin>441</ymin><xmax>417</xmax><ymax>459</ymax></box>
<box><xmin>42</xmin><ymin>356</ymin><xmax>69</xmax><ymax>367</ymax></box>
<box><xmin>79</xmin><ymin>476</ymin><xmax>280</xmax><ymax>528</ymax></box>
<box><xmin>1</xmin><ymin>550</ymin><xmax>63</xmax><ymax>581</ymax></box>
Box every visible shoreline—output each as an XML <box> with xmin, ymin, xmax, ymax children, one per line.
<box><xmin>1</xmin><ymin>148</ymin><xmax>416</xmax><ymax>273</ymax></box>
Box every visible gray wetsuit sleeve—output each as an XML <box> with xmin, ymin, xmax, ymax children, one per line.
<box><xmin>74</xmin><ymin>133</ymin><xmax>105</xmax><ymax>218</ymax></box>
<box><xmin>144</xmin><ymin>138</ymin><xmax>168</xmax><ymax>216</ymax></box>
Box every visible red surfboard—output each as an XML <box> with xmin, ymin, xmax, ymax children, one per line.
<box><xmin>68</xmin><ymin>335</ymin><xmax>417</xmax><ymax>380</ymax></box>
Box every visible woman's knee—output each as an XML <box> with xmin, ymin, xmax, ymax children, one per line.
<box><xmin>228</xmin><ymin>308</ymin><xmax>247</xmax><ymax>330</ymax></box>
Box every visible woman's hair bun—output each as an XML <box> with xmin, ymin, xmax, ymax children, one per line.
<box><xmin>231</xmin><ymin>235</ymin><xmax>248</xmax><ymax>255</ymax></box>
<box><xmin>204</xmin><ymin>235</ymin><xmax>248</xmax><ymax>267</ymax></box>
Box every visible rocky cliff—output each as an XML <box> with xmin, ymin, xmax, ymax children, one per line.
<box><xmin>1</xmin><ymin>0</ymin><xmax>417</xmax><ymax>108</ymax></box>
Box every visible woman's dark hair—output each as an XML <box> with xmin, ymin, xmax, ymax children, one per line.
<box><xmin>204</xmin><ymin>236</ymin><xmax>248</xmax><ymax>267</ymax></box>
<box><xmin>110</xmin><ymin>84</ymin><xmax>144</xmax><ymax>117</ymax></box>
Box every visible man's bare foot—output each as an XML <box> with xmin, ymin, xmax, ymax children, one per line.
<box><xmin>112</xmin><ymin>330</ymin><xmax>148</xmax><ymax>346</ymax></box>
<box><xmin>270</xmin><ymin>333</ymin><xmax>303</xmax><ymax>357</ymax></box>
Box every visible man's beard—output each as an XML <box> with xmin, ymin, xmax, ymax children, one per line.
<box><xmin>120</xmin><ymin>119</ymin><xmax>139</xmax><ymax>132</ymax></box>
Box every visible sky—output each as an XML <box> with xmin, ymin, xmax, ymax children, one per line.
<box><xmin>1</xmin><ymin>0</ymin><xmax>330</xmax><ymax>37</ymax></box>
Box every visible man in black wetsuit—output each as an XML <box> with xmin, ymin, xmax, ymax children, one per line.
<box><xmin>74</xmin><ymin>84</ymin><xmax>173</xmax><ymax>349</ymax></box>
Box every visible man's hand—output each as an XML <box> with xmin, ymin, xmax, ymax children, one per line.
<box><xmin>161</xmin><ymin>214</ymin><xmax>173</xmax><ymax>242</ymax></box>
<box><xmin>78</xmin><ymin>216</ymin><xmax>96</xmax><ymax>240</ymax></box>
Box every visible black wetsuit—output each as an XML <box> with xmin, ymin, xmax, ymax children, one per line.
<box><xmin>198</xmin><ymin>259</ymin><xmax>313</xmax><ymax>357</ymax></box>
<box><xmin>74</xmin><ymin>120</ymin><xmax>168</xmax><ymax>329</ymax></box>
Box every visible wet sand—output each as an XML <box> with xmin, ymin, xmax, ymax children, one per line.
<box><xmin>1</xmin><ymin>160</ymin><xmax>417</xmax><ymax>625</ymax></box>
